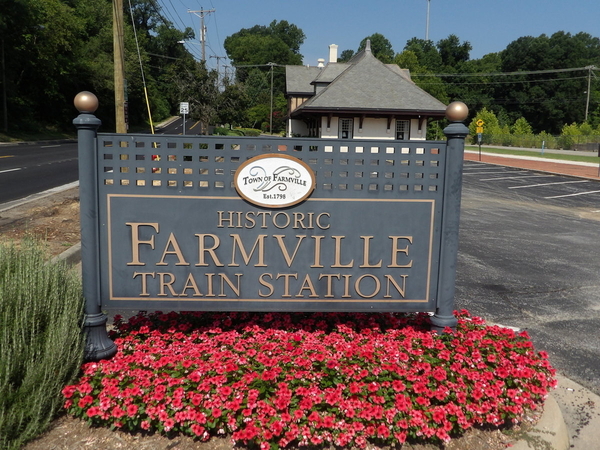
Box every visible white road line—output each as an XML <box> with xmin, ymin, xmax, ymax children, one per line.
<box><xmin>544</xmin><ymin>190</ymin><xmax>600</xmax><ymax>199</ymax></box>
<box><xmin>41</xmin><ymin>145</ymin><xmax>60</xmax><ymax>148</ymax></box>
<box><xmin>479</xmin><ymin>175</ymin><xmax>549</xmax><ymax>181</ymax></box>
<box><xmin>0</xmin><ymin>167</ymin><xmax>22</xmax><ymax>174</ymax></box>
<box><xmin>509</xmin><ymin>180</ymin><xmax>589</xmax><ymax>189</ymax></box>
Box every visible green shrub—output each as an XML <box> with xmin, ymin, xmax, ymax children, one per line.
<box><xmin>0</xmin><ymin>241</ymin><xmax>84</xmax><ymax>450</ymax></box>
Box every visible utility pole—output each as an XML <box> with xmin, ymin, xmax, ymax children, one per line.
<box><xmin>210</xmin><ymin>55</ymin><xmax>227</xmax><ymax>85</ymax></box>
<box><xmin>585</xmin><ymin>65</ymin><xmax>596</xmax><ymax>123</ymax></box>
<box><xmin>113</xmin><ymin>0</ymin><xmax>126</xmax><ymax>133</ymax></box>
<box><xmin>188</xmin><ymin>8</ymin><xmax>215</xmax><ymax>62</ymax></box>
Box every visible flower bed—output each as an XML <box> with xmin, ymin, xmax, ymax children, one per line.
<box><xmin>62</xmin><ymin>310</ymin><xmax>556</xmax><ymax>449</ymax></box>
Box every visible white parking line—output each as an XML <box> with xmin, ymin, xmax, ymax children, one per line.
<box><xmin>479</xmin><ymin>175</ymin><xmax>549</xmax><ymax>181</ymax></box>
<box><xmin>545</xmin><ymin>190</ymin><xmax>600</xmax><ymax>199</ymax></box>
<box><xmin>463</xmin><ymin>170</ymin><xmax>528</xmax><ymax>175</ymax></box>
<box><xmin>0</xmin><ymin>167</ymin><xmax>22</xmax><ymax>174</ymax></box>
<box><xmin>509</xmin><ymin>180</ymin><xmax>589</xmax><ymax>189</ymax></box>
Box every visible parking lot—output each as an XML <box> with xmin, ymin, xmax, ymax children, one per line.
<box><xmin>456</xmin><ymin>160</ymin><xmax>600</xmax><ymax>395</ymax></box>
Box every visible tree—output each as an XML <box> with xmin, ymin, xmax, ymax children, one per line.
<box><xmin>338</xmin><ymin>49</ymin><xmax>355</xmax><ymax>62</ymax></box>
<box><xmin>403</xmin><ymin>38</ymin><xmax>442</xmax><ymax>72</ymax></box>
<box><xmin>358</xmin><ymin>33</ymin><xmax>394</xmax><ymax>63</ymax></box>
<box><xmin>224</xmin><ymin>20</ymin><xmax>305</xmax><ymax>69</ymax></box>
<box><xmin>437</xmin><ymin>34</ymin><xmax>471</xmax><ymax>70</ymax></box>
<box><xmin>498</xmin><ymin>32</ymin><xmax>600</xmax><ymax>133</ymax></box>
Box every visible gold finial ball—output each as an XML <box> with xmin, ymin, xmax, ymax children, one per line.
<box><xmin>445</xmin><ymin>101</ymin><xmax>469</xmax><ymax>122</ymax></box>
<box><xmin>74</xmin><ymin>91</ymin><xmax>99</xmax><ymax>114</ymax></box>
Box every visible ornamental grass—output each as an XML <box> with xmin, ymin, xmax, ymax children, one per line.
<box><xmin>63</xmin><ymin>310</ymin><xmax>556</xmax><ymax>449</ymax></box>
<box><xmin>0</xmin><ymin>241</ymin><xmax>84</xmax><ymax>450</ymax></box>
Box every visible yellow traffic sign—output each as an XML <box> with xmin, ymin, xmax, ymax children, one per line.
<box><xmin>476</xmin><ymin>119</ymin><xmax>484</xmax><ymax>127</ymax></box>
<box><xmin>476</xmin><ymin>126</ymin><xmax>484</xmax><ymax>133</ymax></box>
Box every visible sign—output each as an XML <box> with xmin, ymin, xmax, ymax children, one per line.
<box><xmin>476</xmin><ymin>119</ymin><xmax>484</xmax><ymax>127</ymax></box>
<box><xmin>92</xmin><ymin>135</ymin><xmax>463</xmax><ymax>313</ymax></box>
<box><xmin>476</xmin><ymin>126</ymin><xmax>484</xmax><ymax>134</ymax></box>
<box><xmin>180</xmin><ymin>102</ymin><xmax>189</xmax><ymax>114</ymax></box>
<box><xmin>104</xmin><ymin>195</ymin><xmax>437</xmax><ymax>310</ymax></box>
<box><xmin>234</xmin><ymin>154</ymin><xmax>316</xmax><ymax>208</ymax></box>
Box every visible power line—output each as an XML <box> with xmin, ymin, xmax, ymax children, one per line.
<box><xmin>413</xmin><ymin>66</ymin><xmax>599</xmax><ymax>78</ymax></box>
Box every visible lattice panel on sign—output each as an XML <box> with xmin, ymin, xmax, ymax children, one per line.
<box><xmin>98</xmin><ymin>135</ymin><xmax>446</xmax><ymax>200</ymax></box>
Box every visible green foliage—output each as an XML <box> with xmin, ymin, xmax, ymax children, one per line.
<box><xmin>359</xmin><ymin>33</ymin><xmax>395</xmax><ymax>63</ymax></box>
<box><xmin>0</xmin><ymin>241</ymin><xmax>84</xmax><ymax>450</ymax></box>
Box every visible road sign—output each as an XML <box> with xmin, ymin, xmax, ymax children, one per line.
<box><xmin>180</xmin><ymin>102</ymin><xmax>189</xmax><ymax>114</ymax></box>
<box><xmin>476</xmin><ymin>119</ymin><xmax>484</xmax><ymax>127</ymax></box>
<box><xmin>476</xmin><ymin>126</ymin><xmax>484</xmax><ymax>134</ymax></box>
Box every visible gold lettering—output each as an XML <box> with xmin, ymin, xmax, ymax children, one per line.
<box><xmin>219</xmin><ymin>273</ymin><xmax>242</xmax><ymax>297</ymax></box>
<box><xmin>341</xmin><ymin>274</ymin><xmax>352</xmax><ymax>298</ymax></box>
<box><xmin>360</xmin><ymin>236</ymin><xmax>383</xmax><ymax>268</ymax></box>
<box><xmin>156</xmin><ymin>233</ymin><xmax>189</xmax><ymax>266</ymax></box>
<box><xmin>195</xmin><ymin>234</ymin><xmax>224</xmax><ymax>267</ymax></box>
<box><xmin>296</xmin><ymin>274</ymin><xmax>319</xmax><ymax>297</ymax></box>
<box><xmin>230</xmin><ymin>234</ymin><xmax>267</xmax><ymax>267</ymax></box>
<box><xmin>217</xmin><ymin>211</ymin><xmax>234</xmax><ymax>228</ymax></box>
<box><xmin>293</xmin><ymin>212</ymin><xmax>306</xmax><ymax>229</ymax></box>
<box><xmin>355</xmin><ymin>274</ymin><xmax>381</xmax><ymax>298</ymax></box>
<box><xmin>133</xmin><ymin>271</ymin><xmax>155</xmax><ymax>296</ymax></box>
<box><xmin>255</xmin><ymin>211</ymin><xmax>271</xmax><ymax>228</ymax></box>
<box><xmin>276</xmin><ymin>273</ymin><xmax>298</xmax><ymax>297</ymax></box>
<box><xmin>319</xmin><ymin>273</ymin><xmax>340</xmax><ymax>297</ymax></box>
<box><xmin>180</xmin><ymin>273</ymin><xmax>203</xmax><ymax>297</ymax></box>
<box><xmin>158</xmin><ymin>272</ymin><xmax>177</xmax><ymax>296</ymax></box>
<box><xmin>127</xmin><ymin>222</ymin><xmax>159</xmax><ymax>266</ymax></box>
<box><xmin>273</xmin><ymin>212</ymin><xmax>291</xmax><ymax>229</ymax></box>
<box><xmin>311</xmin><ymin>236</ymin><xmax>325</xmax><ymax>268</ymax></box>
<box><xmin>274</xmin><ymin>235</ymin><xmax>306</xmax><ymax>267</ymax></box>
<box><xmin>205</xmin><ymin>273</ymin><xmax>216</xmax><ymax>297</ymax></box>
<box><xmin>235</xmin><ymin>211</ymin><xmax>243</xmax><ymax>228</ymax></box>
<box><xmin>316</xmin><ymin>212</ymin><xmax>330</xmax><ymax>230</ymax></box>
<box><xmin>384</xmin><ymin>274</ymin><xmax>408</xmax><ymax>298</ymax></box>
<box><xmin>389</xmin><ymin>236</ymin><xmax>414</xmax><ymax>268</ymax></box>
<box><xmin>244</xmin><ymin>211</ymin><xmax>256</xmax><ymax>228</ymax></box>
<box><xmin>258</xmin><ymin>273</ymin><xmax>274</xmax><ymax>297</ymax></box>
<box><xmin>332</xmin><ymin>236</ymin><xmax>354</xmax><ymax>268</ymax></box>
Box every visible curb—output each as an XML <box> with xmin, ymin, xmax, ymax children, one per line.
<box><xmin>50</xmin><ymin>242</ymin><xmax>81</xmax><ymax>266</ymax></box>
<box><xmin>510</xmin><ymin>394</ymin><xmax>569</xmax><ymax>450</ymax></box>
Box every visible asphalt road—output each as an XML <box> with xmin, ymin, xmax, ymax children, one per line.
<box><xmin>455</xmin><ymin>161</ymin><xmax>600</xmax><ymax>396</ymax></box>
<box><xmin>0</xmin><ymin>142</ymin><xmax>78</xmax><ymax>204</ymax></box>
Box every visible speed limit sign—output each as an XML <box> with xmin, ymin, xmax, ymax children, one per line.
<box><xmin>180</xmin><ymin>102</ymin><xmax>189</xmax><ymax>114</ymax></box>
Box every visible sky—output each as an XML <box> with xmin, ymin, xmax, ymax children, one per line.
<box><xmin>156</xmin><ymin>0</ymin><xmax>600</xmax><ymax>72</ymax></box>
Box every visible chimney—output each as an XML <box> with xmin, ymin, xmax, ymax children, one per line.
<box><xmin>329</xmin><ymin>44</ymin><xmax>338</xmax><ymax>63</ymax></box>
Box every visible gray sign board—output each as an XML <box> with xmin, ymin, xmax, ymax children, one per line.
<box><xmin>94</xmin><ymin>135</ymin><xmax>457</xmax><ymax>313</ymax></box>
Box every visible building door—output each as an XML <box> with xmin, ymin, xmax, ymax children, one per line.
<box><xmin>339</xmin><ymin>118</ymin><xmax>353</xmax><ymax>139</ymax></box>
<box><xmin>396</xmin><ymin>120</ymin><xmax>410</xmax><ymax>140</ymax></box>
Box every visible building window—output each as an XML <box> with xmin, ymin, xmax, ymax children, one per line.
<box><xmin>339</xmin><ymin>118</ymin><xmax>353</xmax><ymax>139</ymax></box>
<box><xmin>396</xmin><ymin>120</ymin><xmax>410</xmax><ymax>140</ymax></box>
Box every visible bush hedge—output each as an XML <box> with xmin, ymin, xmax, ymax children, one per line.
<box><xmin>0</xmin><ymin>241</ymin><xmax>85</xmax><ymax>450</ymax></box>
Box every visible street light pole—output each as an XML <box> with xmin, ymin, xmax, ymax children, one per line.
<box><xmin>426</xmin><ymin>0</ymin><xmax>431</xmax><ymax>41</ymax></box>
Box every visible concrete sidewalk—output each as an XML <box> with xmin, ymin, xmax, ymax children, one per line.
<box><xmin>465</xmin><ymin>149</ymin><xmax>600</xmax><ymax>180</ymax></box>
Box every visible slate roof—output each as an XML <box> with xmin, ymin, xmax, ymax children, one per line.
<box><xmin>286</xmin><ymin>46</ymin><xmax>447</xmax><ymax>117</ymax></box>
